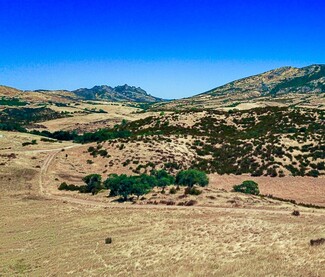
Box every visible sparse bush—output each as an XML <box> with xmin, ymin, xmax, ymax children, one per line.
<box><xmin>58</xmin><ymin>182</ymin><xmax>68</xmax><ymax>190</ymax></box>
<box><xmin>169</xmin><ymin>187</ymin><xmax>177</xmax><ymax>194</ymax></box>
<box><xmin>184</xmin><ymin>199</ymin><xmax>197</xmax><ymax>206</ymax></box>
<box><xmin>184</xmin><ymin>187</ymin><xmax>202</xmax><ymax>195</ymax></box>
<box><xmin>306</xmin><ymin>169</ymin><xmax>319</xmax><ymax>177</ymax></box>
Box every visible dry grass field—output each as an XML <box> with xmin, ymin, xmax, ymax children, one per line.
<box><xmin>0</xmin><ymin>131</ymin><xmax>325</xmax><ymax>276</ymax></box>
<box><xmin>33</xmin><ymin>102</ymin><xmax>161</xmax><ymax>133</ymax></box>
<box><xmin>209</xmin><ymin>174</ymin><xmax>325</xmax><ymax>207</ymax></box>
<box><xmin>154</xmin><ymin>91</ymin><xmax>325</xmax><ymax>111</ymax></box>
<box><xmin>1</xmin><ymin>194</ymin><xmax>324</xmax><ymax>277</ymax></box>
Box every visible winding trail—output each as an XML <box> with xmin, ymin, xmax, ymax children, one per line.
<box><xmin>38</xmin><ymin>145</ymin><xmax>79</xmax><ymax>194</ymax></box>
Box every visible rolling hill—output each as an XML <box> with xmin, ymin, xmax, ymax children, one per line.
<box><xmin>201</xmin><ymin>64</ymin><xmax>325</xmax><ymax>97</ymax></box>
<box><xmin>156</xmin><ymin>64</ymin><xmax>325</xmax><ymax>110</ymax></box>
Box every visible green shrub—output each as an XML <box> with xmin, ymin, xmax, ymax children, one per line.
<box><xmin>58</xmin><ymin>182</ymin><xmax>68</xmax><ymax>190</ymax></box>
<box><xmin>82</xmin><ymin>174</ymin><xmax>103</xmax><ymax>194</ymax></box>
<box><xmin>22</xmin><ymin>140</ymin><xmax>37</xmax><ymax>147</ymax></box>
<box><xmin>58</xmin><ymin>182</ymin><xmax>81</xmax><ymax>191</ymax></box>
<box><xmin>233</xmin><ymin>180</ymin><xmax>260</xmax><ymax>195</ymax></box>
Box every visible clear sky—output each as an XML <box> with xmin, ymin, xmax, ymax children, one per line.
<box><xmin>0</xmin><ymin>0</ymin><xmax>324</xmax><ymax>99</ymax></box>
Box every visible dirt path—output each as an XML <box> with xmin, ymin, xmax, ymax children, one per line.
<box><xmin>39</xmin><ymin>150</ymin><xmax>60</xmax><ymax>196</ymax></box>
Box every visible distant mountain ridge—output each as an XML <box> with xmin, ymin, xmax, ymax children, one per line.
<box><xmin>0</xmin><ymin>84</ymin><xmax>164</xmax><ymax>103</ymax></box>
<box><xmin>1</xmin><ymin>64</ymin><xmax>324</xmax><ymax>107</ymax></box>
<box><xmin>73</xmin><ymin>84</ymin><xmax>163</xmax><ymax>103</ymax></box>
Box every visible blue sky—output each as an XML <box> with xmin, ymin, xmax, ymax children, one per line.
<box><xmin>0</xmin><ymin>0</ymin><xmax>324</xmax><ymax>99</ymax></box>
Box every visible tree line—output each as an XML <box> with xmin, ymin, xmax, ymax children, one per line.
<box><xmin>59</xmin><ymin>169</ymin><xmax>209</xmax><ymax>201</ymax></box>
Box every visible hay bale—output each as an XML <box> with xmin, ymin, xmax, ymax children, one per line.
<box><xmin>105</xmin><ymin>237</ymin><xmax>112</xmax><ymax>244</ymax></box>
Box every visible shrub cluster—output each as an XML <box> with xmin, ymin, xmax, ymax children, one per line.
<box><xmin>58</xmin><ymin>169</ymin><xmax>209</xmax><ymax>201</ymax></box>
<box><xmin>22</xmin><ymin>140</ymin><xmax>37</xmax><ymax>147</ymax></box>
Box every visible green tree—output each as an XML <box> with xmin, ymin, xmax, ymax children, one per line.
<box><xmin>132</xmin><ymin>183</ymin><xmax>151</xmax><ymax>199</ymax></box>
<box><xmin>138</xmin><ymin>174</ymin><xmax>157</xmax><ymax>188</ymax></box>
<box><xmin>233</xmin><ymin>180</ymin><xmax>259</xmax><ymax>195</ymax></box>
<box><xmin>82</xmin><ymin>174</ymin><xmax>102</xmax><ymax>194</ymax></box>
<box><xmin>104</xmin><ymin>174</ymin><xmax>134</xmax><ymax>201</ymax></box>
<box><xmin>117</xmin><ymin>176</ymin><xmax>135</xmax><ymax>201</ymax></box>
<box><xmin>151</xmin><ymin>170</ymin><xmax>174</xmax><ymax>192</ymax></box>
<box><xmin>175</xmin><ymin>169</ymin><xmax>209</xmax><ymax>188</ymax></box>
<box><xmin>157</xmin><ymin>177</ymin><xmax>172</xmax><ymax>193</ymax></box>
<box><xmin>104</xmin><ymin>174</ymin><xmax>120</xmax><ymax>196</ymax></box>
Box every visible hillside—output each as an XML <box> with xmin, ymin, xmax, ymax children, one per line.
<box><xmin>66</xmin><ymin>107</ymin><xmax>322</xmax><ymax>178</ymax></box>
<box><xmin>155</xmin><ymin>64</ymin><xmax>325</xmax><ymax>110</ymax></box>
<box><xmin>202</xmin><ymin>64</ymin><xmax>325</xmax><ymax>97</ymax></box>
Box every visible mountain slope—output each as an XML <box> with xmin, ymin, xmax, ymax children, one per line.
<box><xmin>202</xmin><ymin>64</ymin><xmax>325</xmax><ymax>97</ymax></box>
<box><xmin>73</xmin><ymin>84</ymin><xmax>163</xmax><ymax>102</ymax></box>
<box><xmin>155</xmin><ymin>64</ymin><xmax>325</xmax><ymax>110</ymax></box>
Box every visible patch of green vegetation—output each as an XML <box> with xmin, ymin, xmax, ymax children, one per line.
<box><xmin>59</xmin><ymin>169</ymin><xmax>209</xmax><ymax>201</ymax></box>
<box><xmin>225</xmin><ymin>102</ymin><xmax>240</xmax><ymax>107</ymax></box>
<box><xmin>22</xmin><ymin>139</ymin><xmax>37</xmax><ymax>146</ymax></box>
<box><xmin>270</xmin><ymin>65</ymin><xmax>325</xmax><ymax>96</ymax></box>
<box><xmin>175</xmin><ymin>169</ymin><xmax>208</xmax><ymax>188</ymax></box>
<box><xmin>233</xmin><ymin>180</ymin><xmax>260</xmax><ymax>195</ymax></box>
<box><xmin>0</xmin><ymin>97</ymin><xmax>27</xmax><ymax>106</ymax></box>
<box><xmin>0</xmin><ymin>107</ymin><xmax>69</xmax><ymax>125</ymax></box>
<box><xmin>84</xmin><ymin>107</ymin><xmax>108</xmax><ymax>113</ymax></box>
<box><xmin>87</xmin><ymin>144</ymin><xmax>110</xmax><ymax>158</ymax></box>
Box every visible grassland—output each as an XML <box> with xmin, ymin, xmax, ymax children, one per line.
<box><xmin>1</xmin><ymin>194</ymin><xmax>324</xmax><ymax>276</ymax></box>
<box><xmin>0</xmin><ymin>131</ymin><xmax>324</xmax><ymax>276</ymax></box>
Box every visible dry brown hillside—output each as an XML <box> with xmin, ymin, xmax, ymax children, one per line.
<box><xmin>154</xmin><ymin>65</ymin><xmax>325</xmax><ymax>110</ymax></box>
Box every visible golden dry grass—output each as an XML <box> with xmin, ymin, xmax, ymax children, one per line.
<box><xmin>209</xmin><ymin>174</ymin><xmax>325</xmax><ymax>207</ymax></box>
<box><xmin>34</xmin><ymin>102</ymin><xmax>161</xmax><ymax>132</ymax></box>
<box><xmin>0</xmin><ymin>195</ymin><xmax>324</xmax><ymax>277</ymax></box>
<box><xmin>154</xmin><ymin>92</ymin><xmax>325</xmax><ymax>111</ymax></box>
